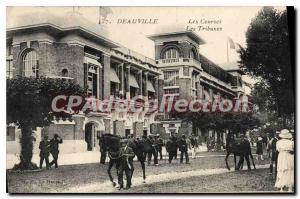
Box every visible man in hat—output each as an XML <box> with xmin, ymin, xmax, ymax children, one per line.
<box><xmin>49</xmin><ymin>134</ymin><xmax>63</xmax><ymax>168</ymax></box>
<box><xmin>146</xmin><ymin>134</ymin><xmax>154</xmax><ymax>165</ymax></box>
<box><xmin>166</xmin><ymin>137</ymin><xmax>177</xmax><ymax>163</ymax></box>
<box><xmin>152</xmin><ymin>134</ymin><xmax>159</xmax><ymax>165</ymax></box>
<box><xmin>170</xmin><ymin>133</ymin><xmax>178</xmax><ymax>159</ymax></box>
<box><xmin>39</xmin><ymin>135</ymin><xmax>50</xmax><ymax>169</ymax></box>
<box><xmin>156</xmin><ymin>134</ymin><xmax>164</xmax><ymax>160</ymax></box>
<box><xmin>190</xmin><ymin>135</ymin><xmax>198</xmax><ymax>159</ymax></box>
<box><xmin>177</xmin><ymin>135</ymin><xmax>189</xmax><ymax>164</ymax></box>
<box><xmin>267</xmin><ymin>131</ymin><xmax>280</xmax><ymax>176</ymax></box>
<box><xmin>237</xmin><ymin>134</ymin><xmax>252</xmax><ymax>170</ymax></box>
<box><xmin>117</xmin><ymin>138</ymin><xmax>135</xmax><ymax>190</ymax></box>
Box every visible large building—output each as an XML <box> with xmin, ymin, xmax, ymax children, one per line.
<box><xmin>6</xmin><ymin>11</ymin><xmax>246</xmax><ymax>154</ymax></box>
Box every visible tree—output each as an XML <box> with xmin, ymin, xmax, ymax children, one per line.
<box><xmin>7</xmin><ymin>76</ymin><xmax>85</xmax><ymax>170</ymax></box>
<box><xmin>239</xmin><ymin>7</ymin><xmax>294</xmax><ymax>126</ymax></box>
<box><xmin>170</xmin><ymin>107</ymin><xmax>260</xmax><ymax>150</ymax></box>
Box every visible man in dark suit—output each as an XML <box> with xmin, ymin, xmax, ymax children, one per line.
<box><xmin>267</xmin><ymin>131</ymin><xmax>280</xmax><ymax>177</ymax></box>
<box><xmin>39</xmin><ymin>135</ymin><xmax>50</xmax><ymax>169</ymax></box>
<box><xmin>166</xmin><ymin>137</ymin><xmax>177</xmax><ymax>163</ymax></box>
<box><xmin>178</xmin><ymin>135</ymin><xmax>190</xmax><ymax>164</ymax></box>
<box><xmin>117</xmin><ymin>138</ymin><xmax>135</xmax><ymax>190</ymax></box>
<box><xmin>146</xmin><ymin>134</ymin><xmax>158</xmax><ymax>165</ymax></box>
<box><xmin>49</xmin><ymin>134</ymin><xmax>63</xmax><ymax>168</ymax></box>
<box><xmin>170</xmin><ymin>134</ymin><xmax>178</xmax><ymax>159</ymax></box>
<box><xmin>152</xmin><ymin>135</ymin><xmax>159</xmax><ymax>165</ymax></box>
<box><xmin>237</xmin><ymin>134</ymin><xmax>251</xmax><ymax>170</ymax></box>
<box><xmin>156</xmin><ymin>134</ymin><xmax>164</xmax><ymax>160</ymax></box>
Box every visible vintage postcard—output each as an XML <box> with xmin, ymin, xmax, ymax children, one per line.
<box><xmin>6</xmin><ymin>6</ymin><xmax>295</xmax><ymax>193</ymax></box>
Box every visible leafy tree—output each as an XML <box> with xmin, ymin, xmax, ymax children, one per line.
<box><xmin>239</xmin><ymin>7</ymin><xmax>294</xmax><ymax>126</ymax></box>
<box><xmin>7</xmin><ymin>76</ymin><xmax>85</xmax><ymax>170</ymax></box>
<box><xmin>170</xmin><ymin>107</ymin><xmax>260</xmax><ymax>150</ymax></box>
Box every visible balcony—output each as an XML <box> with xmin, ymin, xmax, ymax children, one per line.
<box><xmin>231</xmin><ymin>86</ymin><xmax>245</xmax><ymax>93</ymax></box>
<box><xmin>157</xmin><ymin>58</ymin><xmax>202</xmax><ymax>70</ymax></box>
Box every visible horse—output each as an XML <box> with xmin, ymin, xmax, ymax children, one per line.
<box><xmin>225</xmin><ymin>138</ymin><xmax>256</xmax><ymax>170</ymax></box>
<box><xmin>103</xmin><ymin>134</ymin><xmax>151</xmax><ymax>187</ymax></box>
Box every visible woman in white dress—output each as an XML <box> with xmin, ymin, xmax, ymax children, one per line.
<box><xmin>275</xmin><ymin>129</ymin><xmax>294</xmax><ymax>192</ymax></box>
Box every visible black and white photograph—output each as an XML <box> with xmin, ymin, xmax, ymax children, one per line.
<box><xmin>5</xmin><ymin>5</ymin><xmax>295</xmax><ymax>194</ymax></box>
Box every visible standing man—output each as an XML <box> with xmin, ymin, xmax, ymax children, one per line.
<box><xmin>49</xmin><ymin>134</ymin><xmax>63</xmax><ymax>168</ymax></box>
<box><xmin>178</xmin><ymin>135</ymin><xmax>190</xmax><ymax>164</ymax></box>
<box><xmin>98</xmin><ymin>134</ymin><xmax>107</xmax><ymax>164</ymax></box>
<box><xmin>157</xmin><ymin>134</ymin><xmax>164</xmax><ymax>160</ymax></box>
<box><xmin>152</xmin><ymin>135</ymin><xmax>159</xmax><ymax>165</ymax></box>
<box><xmin>190</xmin><ymin>135</ymin><xmax>198</xmax><ymax>159</ymax></box>
<box><xmin>117</xmin><ymin>138</ymin><xmax>135</xmax><ymax>190</ymax></box>
<box><xmin>146</xmin><ymin>134</ymin><xmax>154</xmax><ymax>165</ymax></box>
<box><xmin>237</xmin><ymin>134</ymin><xmax>252</xmax><ymax>170</ymax></box>
<box><xmin>170</xmin><ymin>133</ymin><xmax>178</xmax><ymax>159</ymax></box>
<box><xmin>267</xmin><ymin>131</ymin><xmax>280</xmax><ymax>177</ymax></box>
<box><xmin>39</xmin><ymin>135</ymin><xmax>50</xmax><ymax>169</ymax></box>
<box><xmin>166</xmin><ymin>137</ymin><xmax>177</xmax><ymax>163</ymax></box>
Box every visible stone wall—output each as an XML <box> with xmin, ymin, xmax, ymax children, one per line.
<box><xmin>114</xmin><ymin>120</ymin><xmax>125</xmax><ymax>136</ymax></box>
<box><xmin>42</xmin><ymin>123</ymin><xmax>75</xmax><ymax>140</ymax></box>
<box><xmin>133</xmin><ymin>122</ymin><xmax>143</xmax><ymax>137</ymax></box>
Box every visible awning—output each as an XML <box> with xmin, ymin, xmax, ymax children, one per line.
<box><xmin>110</xmin><ymin>68</ymin><xmax>120</xmax><ymax>83</ymax></box>
<box><xmin>147</xmin><ymin>80</ymin><xmax>156</xmax><ymax>92</ymax></box>
<box><xmin>129</xmin><ymin>74</ymin><xmax>139</xmax><ymax>88</ymax></box>
<box><xmin>84</xmin><ymin>57</ymin><xmax>102</xmax><ymax>68</ymax></box>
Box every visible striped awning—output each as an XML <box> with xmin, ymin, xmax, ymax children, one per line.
<box><xmin>147</xmin><ymin>80</ymin><xmax>156</xmax><ymax>92</ymax></box>
<box><xmin>110</xmin><ymin>68</ymin><xmax>120</xmax><ymax>83</ymax></box>
<box><xmin>129</xmin><ymin>74</ymin><xmax>139</xmax><ymax>88</ymax></box>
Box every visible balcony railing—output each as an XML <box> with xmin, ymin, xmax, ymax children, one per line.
<box><xmin>157</xmin><ymin>58</ymin><xmax>202</xmax><ymax>70</ymax></box>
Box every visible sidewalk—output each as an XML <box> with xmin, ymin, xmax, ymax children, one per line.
<box><xmin>6</xmin><ymin>146</ymin><xmax>209</xmax><ymax>169</ymax></box>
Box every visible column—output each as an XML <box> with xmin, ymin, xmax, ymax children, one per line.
<box><xmin>101</xmin><ymin>53</ymin><xmax>111</xmax><ymax>100</ymax></box>
<box><xmin>144</xmin><ymin>72</ymin><xmax>148</xmax><ymax>97</ymax></box>
<box><xmin>125</xmin><ymin>65</ymin><xmax>131</xmax><ymax>99</ymax></box>
<box><xmin>197</xmin><ymin>82</ymin><xmax>202</xmax><ymax>99</ymax></box>
<box><xmin>209</xmin><ymin>88</ymin><xmax>213</xmax><ymax>102</ymax></box>
<box><xmin>139</xmin><ymin>70</ymin><xmax>143</xmax><ymax>95</ymax></box>
<box><xmin>154</xmin><ymin>77</ymin><xmax>158</xmax><ymax>98</ymax></box>
<box><xmin>120</xmin><ymin>63</ymin><xmax>125</xmax><ymax>98</ymax></box>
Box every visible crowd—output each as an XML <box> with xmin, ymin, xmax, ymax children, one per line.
<box><xmin>38</xmin><ymin>128</ymin><xmax>294</xmax><ymax>192</ymax></box>
<box><xmin>266</xmin><ymin>129</ymin><xmax>294</xmax><ymax>192</ymax></box>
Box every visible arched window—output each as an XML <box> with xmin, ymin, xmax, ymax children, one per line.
<box><xmin>163</xmin><ymin>48</ymin><xmax>179</xmax><ymax>59</ymax></box>
<box><xmin>23</xmin><ymin>50</ymin><xmax>39</xmax><ymax>78</ymax></box>
<box><xmin>62</xmin><ymin>69</ymin><xmax>69</xmax><ymax>77</ymax></box>
<box><xmin>190</xmin><ymin>49</ymin><xmax>197</xmax><ymax>59</ymax></box>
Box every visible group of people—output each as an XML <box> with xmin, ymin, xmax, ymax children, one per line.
<box><xmin>99</xmin><ymin>133</ymin><xmax>199</xmax><ymax>167</ymax></box>
<box><xmin>165</xmin><ymin>134</ymin><xmax>199</xmax><ymax>164</ymax></box>
<box><xmin>227</xmin><ymin>128</ymin><xmax>294</xmax><ymax>192</ymax></box>
<box><xmin>39</xmin><ymin>134</ymin><xmax>63</xmax><ymax>169</ymax></box>
<box><xmin>267</xmin><ymin>129</ymin><xmax>294</xmax><ymax>192</ymax></box>
<box><xmin>38</xmin><ymin>128</ymin><xmax>294</xmax><ymax>192</ymax></box>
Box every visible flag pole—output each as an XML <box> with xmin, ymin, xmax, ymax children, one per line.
<box><xmin>226</xmin><ymin>38</ymin><xmax>229</xmax><ymax>63</ymax></box>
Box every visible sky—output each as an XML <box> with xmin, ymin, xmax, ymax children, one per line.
<box><xmin>6</xmin><ymin>6</ymin><xmax>286</xmax><ymax>89</ymax></box>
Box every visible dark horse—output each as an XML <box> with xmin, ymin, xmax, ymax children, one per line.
<box><xmin>102</xmin><ymin>134</ymin><xmax>152</xmax><ymax>187</ymax></box>
<box><xmin>225</xmin><ymin>138</ymin><xmax>256</xmax><ymax>170</ymax></box>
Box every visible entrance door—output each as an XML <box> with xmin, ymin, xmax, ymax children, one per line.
<box><xmin>125</xmin><ymin>129</ymin><xmax>131</xmax><ymax>137</ymax></box>
<box><xmin>143</xmin><ymin>130</ymin><xmax>148</xmax><ymax>137</ymax></box>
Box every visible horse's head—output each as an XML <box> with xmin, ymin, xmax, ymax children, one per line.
<box><xmin>103</xmin><ymin>134</ymin><xmax>121</xmax><ymax>152</ymax></box>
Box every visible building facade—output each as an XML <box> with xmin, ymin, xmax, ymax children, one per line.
<box><xmin>6</xmin><ymin>12</ymin><xmax>245</xmax><ymax>154</ymax></box>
